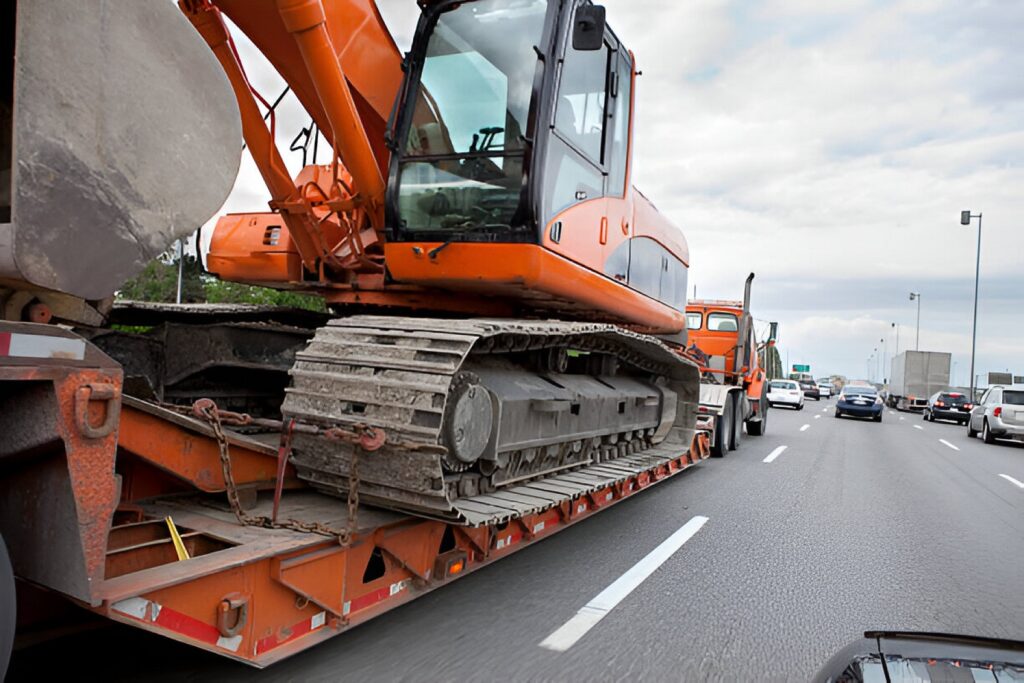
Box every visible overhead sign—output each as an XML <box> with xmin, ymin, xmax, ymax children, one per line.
<box><xmin>792</xmin><ymin>364</ymin><xmax>810</xmax><ymax>372</ymax></box>
<box><xmin>988</xmin><ymin>372</ymin><xmax>1012</xmax><ymax>385</ymax></box>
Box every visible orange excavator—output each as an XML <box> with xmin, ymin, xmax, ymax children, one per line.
<box><xmin>0</xmin><ymin>1</ymin><xmax>709</xmax><ymax>667</ymax></box>
<box><xmin>176</xmin><ymin>0</ymin><xmax>701</xmax><ymax>520</ymax></box>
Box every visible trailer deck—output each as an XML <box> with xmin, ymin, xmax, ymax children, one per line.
<box><xmin>97</xmin><ymin>408</ymin><xmax>710</xmax><ymax>667</ymax></box>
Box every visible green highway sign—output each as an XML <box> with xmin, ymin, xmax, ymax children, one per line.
<box><xmin>792</xmin><ymin>364</ymin><xmax>810</xmax><ymax>372</ymax></box>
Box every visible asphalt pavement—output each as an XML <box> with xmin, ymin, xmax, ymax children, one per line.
<box><xmin>10</xmin><ymin>398</ymin><xmax>1024</xmax><ymax>681</ymax></box>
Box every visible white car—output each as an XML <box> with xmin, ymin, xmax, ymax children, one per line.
<box><xmin>768</xmin><ymin>379</ymin><xmax>804</xmax><ymax>410</ymax></box>
<box><xmin>817</xmin><ymin>382</ymin><xmax>832</xmax><ymax>398</ymax></box>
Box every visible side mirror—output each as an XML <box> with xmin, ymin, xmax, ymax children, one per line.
<box><xmin>572</xmin><ymin>5</ymin><xmax>606</xmax><ymax>51</ymax></box>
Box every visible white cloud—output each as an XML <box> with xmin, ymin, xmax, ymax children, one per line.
<box><xmin>204</xmin><ymin>0</ymin><xmax>1023</xmax><ymax>382</ymax></box>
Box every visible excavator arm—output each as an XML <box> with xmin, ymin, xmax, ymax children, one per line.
<box><xmin>179</xmin><ymin>0</ymin><xmax>408</xmax><ymax>277</ymax></box>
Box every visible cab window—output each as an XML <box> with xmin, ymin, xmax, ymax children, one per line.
<box><xmin>606</xmin><ymin>53</ymin><xmax>632</xmax><ymax>196</ymax></box>
<box><xmin>686</xmin><ymin>312</ymin><xmax>702</xmax><ymax>330</ymax></box>
<box><xmin>554</xmin><ymin>38</ymin><xmax>610</xmax><ymax>163</ymax></box>
<box><xmin>707</xmin><ymin>312</ymin><xmax>739</xmax><ymax>332</ymax></box>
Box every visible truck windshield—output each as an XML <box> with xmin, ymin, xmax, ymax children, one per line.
<box><xmin>397</xmin><ymin>0</ymin><xmax>548</xmax><ymax>233</ymax></box>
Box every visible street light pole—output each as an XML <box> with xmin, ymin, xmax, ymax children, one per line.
<box><xmin>881</xmin><ymin>337</ymin><xmax>886</xmax><ymax>384</ymax></box>
<box><xmin>961</xmin><ymin>210</ymin><xmax>983</xmax><ymax>407</ymax></box>
<box><xmin>909</xmin><ymin>292</ymin><xmax>921</xmax><ymax>350</ymax></box>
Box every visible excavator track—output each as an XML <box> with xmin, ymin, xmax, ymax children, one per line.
<box><xmin>283</xmin><ymin>316</ymin><xmax>699</xmax><ymax>525</ymax></box>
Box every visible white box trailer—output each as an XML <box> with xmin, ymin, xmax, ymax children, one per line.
<box><xmin>887</xmin><ymin>351</ymin><xmax>951</xmax><ymax>411</ymax></box>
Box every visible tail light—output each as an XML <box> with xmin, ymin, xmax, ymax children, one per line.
<box><xmin>994</xmin><ymin>407</ymin><xmax>1002</xmax><ymax>418</ymax></box>
<box><xmin>935</xmin><ymin>400</ymin><xmax>945</xmax><ymax>407</ymax></box>
<box><xmin>964</xmin><ymin>403</ymin><xmax>973</xmax><ymax>410</ymax></box>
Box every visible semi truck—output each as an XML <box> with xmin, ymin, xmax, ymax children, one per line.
<box><xmin>685</xmin><ymin>274</ymin><xmax>773</xmax><ymax>456</ymax></box>
<box><xmin>887</xmin><ymin>351</ymin><xmax>952</xmax><ymax>411</ymax></box>
<box><xmin>0</xmin><ymin>0</ymin><xmax>714</xmax><ymax>670</ymax></box>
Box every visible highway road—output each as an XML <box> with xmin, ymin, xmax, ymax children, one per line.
<box><xmin>10</xmin><ymin>399</ymin><xmax>1024</xmax><ymax>681</ymax></box>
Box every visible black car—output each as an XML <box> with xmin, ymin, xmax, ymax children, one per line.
<box><xmin>835</xmin><ymin>385</ymin><xmax>883</xmax><ymax>421</ymax></box>
<box><xmin>923</xmin><ymin>391</ymin><xmax>973</xmax><ymax>424</ymax></box>
<box><xmin>799</xmin><ymin>380</ymin><xmax>821</xmax><ymax>400</ymax></box>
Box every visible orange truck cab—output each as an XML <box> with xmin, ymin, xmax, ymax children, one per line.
<box><xmin>684</xmin><ymin>274</ymin><xmax>772</xmax><ymax>455</ymax></box>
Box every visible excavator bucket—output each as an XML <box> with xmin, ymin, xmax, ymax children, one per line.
<box><xmin>0</xmin><ymin>0</ymin><xmax>242</xmax><ymax>304</ymax></box>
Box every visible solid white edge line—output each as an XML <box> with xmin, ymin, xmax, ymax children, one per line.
<box><xmin>913</xmin><ymin>425</ymin><xmax>924</xmax><ymax>430</ymax></box>
<box><xmin>939</xmin><ymin>439</ymin><xmax>960</xmax><ymax>451</ymax></box>
<box><xmin>539</xmin><ymin>516</ymin><xmax>709</xmax><ymax>652</ymax></box>
<box><xmin>799</xmin><ymin>424</ymin><xmax>810</xmax><ymax>432</ymax></box>
<box><xmin>763</xmin><ymin>445</ymin><xmax>788</xmax><ymax>463</ymax></box>
<box><xmin>998</xmin><ymin>474</ymin><xmax>1024</xmax><ymax>489</ymax></box>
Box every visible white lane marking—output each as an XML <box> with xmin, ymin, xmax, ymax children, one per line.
<box><xmin>914</xmin><ymin>425</ymin><xmax>924</xmax><ymax>430</ymax></box>
<box><xmin>939</xmin><ymin>439</ymin><xmax>960</xmax><ymax>451</ymax></box>
<box><xmin>999</xmin><ymin>474</ymin><xmax>1024</xmax><ymax>489</ymax></box>
<box><xmin>889</xmin><ymin>411</ymin><xmax>895</xmax><ymax>415</ymax></box>
<box><xmin>814</xmin><ymin>414</ymin><xmax>821</xmax><ymax>420</ymax></box>
<box><xmin>539</xmin><ymin>516</ymin><xmax>709</xmax><ymax>652</ymax></box>
<box><xmin>899</xmin><ymin>416</ymin><xmax>905</xmax><ymax>421</ymax></box>
<box><xmin>822</xmin><ymin>407</ymin><xmax>828</xmax><ymax>412</ymax></box>
<box><xmin>800</xmin><ymin>424</ymin><xmax>810</xmax><ymax>432</ymax></box>
<box><xmin>763</xmin><ymin>445</ymin><xmax>788</xmax><ymax>463</ymax></box>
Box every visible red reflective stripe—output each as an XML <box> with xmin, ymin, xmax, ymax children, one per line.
<box><xmin>255</xmin><ymin>614</ymin><xmax>315</xmax><ymax>655</ymax></box>
<box><xmin>348</xmin><ymin>585</ymin><xmax>391</xmax><ymax>614</ymax></box>
<box><xmin>0</xmin><ymin>333</ymin><xmax>10</xmax><ymax>356</ymax></box>
<box><xmin>153</xmin><ymin>606</ymin><xmax>220</xmax><ymax>645</ymax></box>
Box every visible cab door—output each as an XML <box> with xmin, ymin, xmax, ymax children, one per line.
<box><xmin>601</xmin><ymin>47</ymin><xmax>635</xmax><ymax>285</ymax></box>
<box><xmin>541</xmin><ymin>7</ymin><xmax>614</xmax><ymax>275</ymax></box>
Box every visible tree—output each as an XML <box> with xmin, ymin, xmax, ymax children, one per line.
<box><xmin>117</xmin><ymin>251</ymin><xmax>325</xmax><ymax>312</ymax></box>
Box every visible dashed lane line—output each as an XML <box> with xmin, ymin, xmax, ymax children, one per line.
<box><xmin>939</xmin><ymin>439</ymin><xmax>960</xmax><ymax>451</ymax></box>
<box><xmin>999</xmin><ymin>474</ymin><xmax>1024</xmax><ymax>489</ymax></box>
<box><xmin>914</xmin><ymin>425</ymin><xmax>924</xmax><ymax>430</ymax></box>
<box><xmin>539</xmin><ymin>516</ymin><xmax>709</xmax><ymax>652</ymax></box>
<box><xmin>800</xmin><ymin>424</ymin><xmax>810</xmax><ymax>432</ymax></box>
<box><xmin>763</xmin><ymin>446</ymin><xmax>788</xmax><ymax>463</ymax></box>
<box><xmin>814</xmin><ymin>414</ymin><xmax>821</xmax><ymax>419</ymax></box>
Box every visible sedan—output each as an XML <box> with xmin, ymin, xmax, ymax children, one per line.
<box><xmin>767</xmin><ymin>379</ymin><xmax>804</xmax><ymax>410</ymax></box>
<box><xmin>968</xmin><ymin>385</ymin><xmax>1024</xmax><ymax>444</ymax></box>
<box><xmin>923</xmin><ymin>391</ymin><xmax>972</xmax><ymax>425</ymax></box>
<box><xmin>835</xmin><ymin>386</ymin><xmax>883</xmax><ymax>422</ymax></box>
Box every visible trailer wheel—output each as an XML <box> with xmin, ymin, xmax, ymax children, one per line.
<box><xmin>730</xmin><ymin>393</ymin><xmax>743</xmax><ymax>451</ymax></box>
<box><xmin>746</xmin><ymin>399</ymin><xmax>767</xmax><ymax>436</ymax></box>
<box><xmin>0</xmin><ymin>533</ymin><xmax>14</xmax><ymax>680</ymax></box>
<box><xmin>711</xmin><ymin>400</ymin><xmax>733</xmax><ymax>457</ymax></box>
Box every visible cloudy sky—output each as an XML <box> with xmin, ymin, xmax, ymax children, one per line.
<box><xmin>215</xmin><ymin>0</ymin><xmax>1023</xmax><ymax>386</ymax></box>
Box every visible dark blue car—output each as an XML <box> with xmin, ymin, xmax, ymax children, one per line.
<box><xmin>835</xmin><ymin>385</ymin><xmax>884</xmax><ymax>422</ymax></box>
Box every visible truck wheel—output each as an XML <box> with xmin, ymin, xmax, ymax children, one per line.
<box><xmin>0</xmin><ymin>533</ymin><xmax>14</xmax><ymax>680</ymax></box>
<box><xmin>730</xmin><ymin>394</ymin><xmax>743</xmax><ymax>451</ymax></box>
<box><xmin>711</xmin><ymin>401</ymin><xmax>733</xmax><ymax>457</ymax></box>
<box><xmin>746</xmin><ymin>400</ymin><xmax>767</xmax><ymax>436</ymax></box>
<box><xmin>982</xmin><ymin>420</ymin><xmax>996</xmax><ymax>444</ymax></box>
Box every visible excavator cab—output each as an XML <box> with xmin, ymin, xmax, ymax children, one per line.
<box><xmin>382</xmin><ymin>0</ymin><xmax>689</xmax><ymax>332</ymax></box>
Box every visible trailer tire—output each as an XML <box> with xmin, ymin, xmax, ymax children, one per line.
<box><xmin>711</xmin><ymin>401</ymin><xmax>733</xmax><ymax>457</ymax></box>
<box><xmin>730</xmin><ymin>393</ymin><xmax>743</xmax><ymax>451</ymax></box>
<box><xmin>0</xmin><ymin>533</ymin><xmax>14</xmax><ymax>680</ymax></box>
<box><xmin>746</xmin><ymin>400</ymin><xmax>767</xmax><ymax>436</ymax></box>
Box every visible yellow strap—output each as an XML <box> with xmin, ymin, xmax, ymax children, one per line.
<box><xmin>165</xmin><ymin>516</ymin><xmax>191</xmax><ymax>561</ymax></box>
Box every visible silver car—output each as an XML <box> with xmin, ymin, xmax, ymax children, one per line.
<box><xmin>967</xmin><ymin>384</ymin><xmax>1024</xmax><ymax>444</ymax></box>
